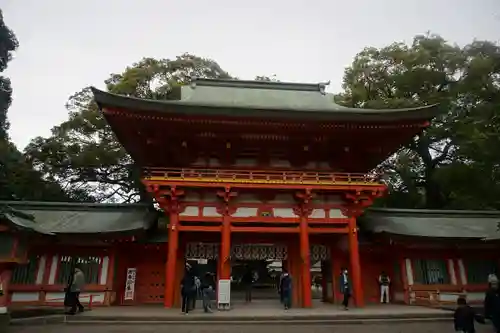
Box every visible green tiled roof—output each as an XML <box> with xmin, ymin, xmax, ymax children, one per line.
<box><xmin>361</xmin><ymin>208</ymin><xmax>500</xmax><ymax>240</ymax></box>
<box><xmin>92</xmin><ymin>78</ymin><xmax>440</xmax><ymax>122</ymax></box>
<box><xmin>0</xmin><ymin>201</ymin><xmax>157</xmax><ymax>235</ymax></box>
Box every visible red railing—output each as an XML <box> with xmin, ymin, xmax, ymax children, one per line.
<box><xmin>143</xmin><ymin>167</ymin><xmax>383</xmax><ymax>186</ymax></box>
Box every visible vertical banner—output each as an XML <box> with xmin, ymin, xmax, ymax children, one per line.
<box><xmin>124</xmin><ymin>268</ymin><xmax>137</xmax><ymax>301</ymax></box>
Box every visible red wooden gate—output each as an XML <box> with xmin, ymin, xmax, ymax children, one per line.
<box><xmin>134</xmin><ymin>246</ymin><xmax>166</xmax><ymax>304</ymax></box>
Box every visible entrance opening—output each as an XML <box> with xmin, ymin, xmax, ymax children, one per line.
<box><xmin>231</xmin><ymin>259</ymin><xmax>282</xmax><ymax>302</ymax></box>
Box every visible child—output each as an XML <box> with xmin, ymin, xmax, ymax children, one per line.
<box><xmin>453</xmin><ymin>296</ymin><xmax>485</xmax><ymax>333</ymax></box>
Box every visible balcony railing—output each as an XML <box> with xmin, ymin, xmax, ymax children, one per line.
<box><xmin>142</xmin><ymin>168</ymin><xmax>383</xmax><ymax>187</ymax></box>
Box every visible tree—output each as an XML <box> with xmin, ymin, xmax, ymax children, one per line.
<box><xmin>337</xmin><ymin>34</ymin><xmax>500</xmax><ymax>209</ymax></box>
<box><xmin>25</xmin><ymin>54</ymin><xmax>233</xmax><ymax>202</ymax></box>
<box><xmin>0</xmin><ymin>9</ymin><xmax>81</xmax><ymax>202</ymax></box>
<box><xmin>0</xmin><ymin>9</ymin><xmax>18</xmax><ymax>141</ymax></box>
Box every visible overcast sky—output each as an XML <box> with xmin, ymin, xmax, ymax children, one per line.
<box><xmin>2</xmin><ymin>0</ymin><xmax>500</xmax><ymax>149</ymax></box>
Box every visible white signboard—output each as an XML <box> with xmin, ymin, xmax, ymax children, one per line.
<box><xmin>217</xmin><ymin>279</ymin><xmax>231</xmax><ymax>310</ymax></box>
<box><xmin>124</xmin><ymin>268</ymin><xmax>137</xmax><ymax>301</ymax></box>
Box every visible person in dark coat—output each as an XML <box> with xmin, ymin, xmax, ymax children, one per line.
<box><xmin>453</xmin><ymin>296</ymin><xmax>485</xmax><ymax>333</ymax></box>
<box><xmin>180</xmin><ymin>265</ymin><xmax>195</xmax><ymax>314</ymax></box>
<box><xmin>339</xmin><ymin>268</ymin><xmax>351</xmax><ymax>310</ymax></box>
<box><xmin>241</xmin><ymin>266</ymin><xmax>254</xmax><ymax>303</ymax></box>
<box><xmin>279</xmin><ymin>269</ymin><xmax>292</xmax><ymax>310</ymax></box>
<box><xmin>485</xmin><ymin>281</ymin><xmax>500</xmax><ymax>333</ymax></box>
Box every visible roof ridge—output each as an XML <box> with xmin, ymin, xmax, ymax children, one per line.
<box><xmin>192</xmin><ymin>77</ymin><xmax>326</xmax><ymax>92</ymax></box>
<box><xmin>0</xmin><ymin>201</ymin><xmax>153</xmax><ymax>210</ymax></box>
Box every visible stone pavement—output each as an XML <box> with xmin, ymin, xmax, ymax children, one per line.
<box><xmin>68</xmin><ymin>301</ymin><xmax>451</xmax><ymax>322</ymax></box>
<box><xmin>7</xmin><ymin>322</ymin><xmax>495</xmax><ymax>333</ymax></box>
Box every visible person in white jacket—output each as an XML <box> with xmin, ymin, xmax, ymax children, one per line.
<box><xmin>378</xmin><ymin>271</ymin><xmax>391</xmax><ymax>303</ymax></box>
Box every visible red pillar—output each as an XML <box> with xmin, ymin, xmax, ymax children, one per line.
<box><xmin>348</xmin><ymin>217</ymin><xmax>364</xmax><ymax>307</ymax></box>
<box><xmin>164</xmin><ymin>211</ymin><xmax>179</xmax><ymax>308</ymax></box>
<box><xmin>299</xmin><ymin>216</ymin><xmax>312</xmax><ymax>307</ymax></box>
<box><xmin>219</xmin><ymin>214</ymin><xmax>231</xmax><ymax>279</ymax></box>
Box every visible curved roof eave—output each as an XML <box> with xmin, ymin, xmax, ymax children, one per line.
<box><xmin>91</xmin><ymin>87</ymin><xmax>440</xmax><ymax>122</ymax></box>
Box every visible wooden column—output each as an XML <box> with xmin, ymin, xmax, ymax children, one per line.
<box><xmin>164</xmin><ymin>209</ymin><xmax>179</xmax><ymax>308</ymax></box>
<box><xmin>217</xmin><ymin>187</ymin><xmax>236</xmax><ymax>281</ymax></box>
<box><xmin>299</xmin><ymin>215</ymin><xmax>312</xmax><ymax>307</ymax></box>
<box><xmin>295</xmin><ymin>190</ymin><xmax>313</xmax><ymax>308</ymax></box>
<box><xmin>153</xmin><ymin>186</ymin><xmax>184</xmax><ymax>309</ymax></box>
<box><xmin>220</xmin><ymin>215</ymin><xmax>231</xmax><ymax>279</ymax></box>
<box><xmin>348</xmin><ymin>217</ymin><xmax>364</xmax><ymax>307</ymax></box>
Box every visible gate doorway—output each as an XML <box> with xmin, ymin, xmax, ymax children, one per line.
<box><xmin>231</xmin><ymin>259</ymin><xmax>282</xmax><ymax>301</ymax></box>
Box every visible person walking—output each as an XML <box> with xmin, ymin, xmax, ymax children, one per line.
<box><xmin>181</xmin><ymin>265</ymin><xmax>195</xmax><ymax>315</ymax></box>
<box><xmin>67</xmin><ymin>265</ymin><xmax>85</xmax><ymax>315</ymax></box>
<box><xmin>378</xmin><ymin>271</ymin><xmax>391</xmax><ymax>303</ymax></box>
<box><xmin>485</xmin><ymin>281</ymin><xmax>500</xmax><ymax>333</ymax></box>
<box><xmin>339</xmin><ymin>268</ymin><xmax>351</xmax><ymax>310</ymax></box>
<box><xmin>454</xmin><ymin>296</ymin><xmax>485</xmax><ymax>333</ymax></box>
<box><xmin>201</xmin><ymin>272</ymin><xmax>215</xmax><ymax>313</ymax></box>
<box><xmin>279</xmin><ymin>269</ymin><xmax>292</xmax><ymax>310</ymax></box>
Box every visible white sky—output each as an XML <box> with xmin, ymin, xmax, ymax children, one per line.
<box><xmin>2</xmin><ymin>0</ymin><xmax>500</xmax><ymax>149</ymax></box>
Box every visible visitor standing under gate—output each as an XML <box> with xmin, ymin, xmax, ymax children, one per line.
<box><xmin>242</xmin><ymin>266</ymin><xmax>254</xmax><ymax>303</ymax></box>
<box><xmin>279</xmin><ymin>269</ymin><xmax>292</xmax><ymax>310</ymax></box>
<box><xmin>339</xmin><ymin>268</ymin><xmax>351</xmax><ymax>310</ymax></box>
<box><xmin>378</xmin><ymin>271</ymin><xmax>391</xmax><ymax>303</ymax></box>
<box><xmin>181</xmin><ymin>264</ymin><xmax>195</xmax><ymax>315</ymax></box>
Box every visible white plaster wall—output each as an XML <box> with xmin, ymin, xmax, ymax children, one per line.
<box><xmin>448</xmin><ymin>259</ymin><xmax>457</xmax><ymax>285</ymax></box>
<box><xmin>236</xmin><ymin>193</ymin><xmax>261</xmax><ymax>203</ymax></box>
<box><xmin>329</xmin><ymin>209</ymin><xmax>347</xmax><ymax>218</ymax></box>
<box><xmin>11</xmin><ymin>292</ymin><xmax>40</xmax><ymax>302</ymax></box>
<box><xmin>208</xmin><ymin>158</ymin><xmax>221</xmax><ymax>167</ymax></box>
<box><xmin>466</xmin><ymin>292</ymin><xmax>485</xmax><ymax>302</ymax></box>
<box><xmin>458</xmin><ymin>259</ymin><xmax>467</xmax><ymax>285</ymax></box>
<box><xmin>394</xmin><ymin>292</ymin><xmax>405</xmax><ymax>302</ymax></box>
<box><xmin>35</xmin><ymin>255</ymin><xmax>46</xmax><ymax>285</ymax></box>
<box><xmin>180</xmin><ymin>206</ymin><xmax>199</xmax><ymax>216</ymax></box>
<box><xmin>234</xmin><ymin>158</ymin><xmax>257</xmax><ymax>167</ymax></box>
<box><xmin>99</xmin><ymin>256</ymin><xmax>109</xmax><ymax>285</ymax></box>
<box><xmin>203</xmin><ymin>207</ymin><xmax>221</xmax><ymax>217</ymax></box>
<box><xmin>273</xmin><ymin>208</ymin><xmax>297</xmax><ymax>218</ymax></box>
<box><xmin>184</xmin><ymin>191</ymin><xmax>201</xmax><ymax>201</ymax></box>
<box><xmin>405</xmin><ymin>259</ymin><xmax>414</xmax><ymax>286</ymax></box>
<box><xmin>439</xmin><ymin>293</ymin><xmax>461</xmax><ymax>303</ymax></box>
<box><xmin>269</xmin><ymin>194</ymin><xmax>294</xmax><ymax>204</ymax></box>
<box><xmin>270</xmin><ymin>159</ymin><xmax>291</xmax><ymax>168</ymax></box>
<box><xmin>48</xmin><ymin>255</ymin><xmax>59</xmax><ymax>285</ymax></box>
<box><xmin>191</xmin><ymin>157</ymin><xmax>206</xmax><ymax>166</ymax></box>
<box><xmin>232</xmin><ymin>208</ymin><xmax>258</xmax><ymax>217</ymax></box>
<box><xmin>325</xmin><ymin>195</ymin><xmax>342</xmax><ymax>204</ymax></box>
<box><xmin>310</xmin><ymin>209</ymin><xmax>326</xmax><ymax>218</ymax></box>
<box><xmin>305</xmin><ymin>162</ymin><xmax>317</xmax><ymax>169</ymax></box>
<box><xmin>409</xmin><ymin>292</ymin><xmax>416</xmax><ymax>304</ymax></box>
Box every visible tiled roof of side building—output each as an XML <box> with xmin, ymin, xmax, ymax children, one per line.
<box><xmin>91</xmin><ymin>78</ymin><xmax>440</xmax><ymax>122</ymax></box>
<box><xmin>0</xmin><ymin>201</ymin><xmax>157</xmax><ymax>235</ymax></box>
<box><xmin>361</xmin><ymin>207</ymin><xmax>500</xmax><ymax>240</ymax></box>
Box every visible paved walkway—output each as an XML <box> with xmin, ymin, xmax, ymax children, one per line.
<box><xmin>73</xmin><ymin>301</ymin><xmax>450</xmax><ymax>320</ymax></box>
<box><xmin>9</xmin><ymin>322</ymin><xmax>495</xmax><ymax>333</ymax></box>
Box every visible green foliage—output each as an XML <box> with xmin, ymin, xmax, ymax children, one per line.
<box><xmin>0</xmin><ymin>9</ymin><xmax>78</xmax><ymax>202</ymax></box>
<box><xmin>338</xmin><ymin>34</ymin><xmax>500</xmax><ymax>209</ymax></box>
<box><xmin>0</xmin><ymin>9</ymin><xmax>19</xmax><ymax>141</ymax></box>
<box><xmin>25</xmin><ymin>54</ymin><xmax>234</xmax><ymax>202</ymax></box>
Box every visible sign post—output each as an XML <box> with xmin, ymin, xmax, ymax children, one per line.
<box><xmin>217</xmin><ymin>279</ymin><xmax>231</xmax><ymax>310</ymax></box>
